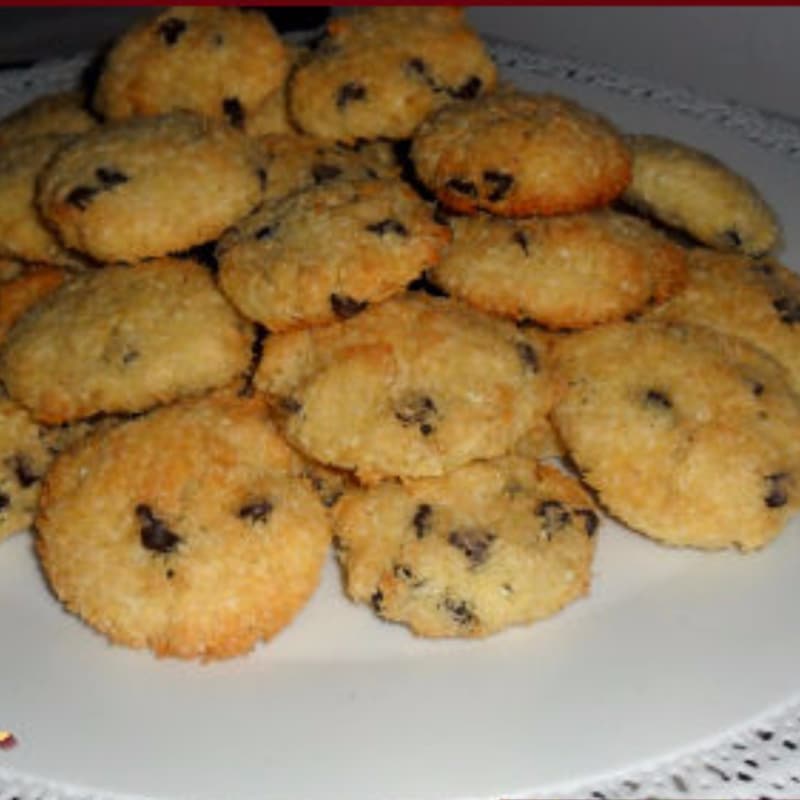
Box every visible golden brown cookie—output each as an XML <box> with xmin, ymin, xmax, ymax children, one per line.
<box><xmin>36</xmin><ymin>391</ymin><xmax>332</xmax><ymax>660</ymax></box>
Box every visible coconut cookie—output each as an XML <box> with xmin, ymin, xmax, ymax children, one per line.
<box><xmin>552</xmin><ymin>320</ymin><xmax>800</xmax><ymax>551</ymax></box>
<box><xmin>255</xmin><ymin>293</ymin><xmax>557</xmax><ymax>482</ymax></box>
<box><xmin>288</xmin><ymin>6</ymin><xmax>496</xmax><ymax>143</ymax></box>
<box><xmin>217</xmin><ymin>178</ymin><xmax>450</xmax><ymax>331</ymax></box>
<box><xmin>334</xmin><ymin>457</ymin><xmax>598</xmax><ymax>638</ymax></box>
<box><xmin>648</xmin><ymin>249</ymin><xmax>800</xmax><ymax>394</ymax></box>
<box><xmin>256</xmin><ymin>133</ymin><xmax>399</xmax><ymax>204</ymax></box>
<box><xmin>431</xmin><ymin>210</ymin><xmax>687</xmax><ymax>330</ymax></box>
<box><xmin>0</xmin><ymin>90</ymin><xmax>96</xmax><ymax>148</ymax></box>
<box><xmin>0</xmin><ymin>135</ymin><xmax>87</xmax><ymax>269</ymax></box>
<box><xmin>93</xmin><ymin>6</ymin><xmax>288</xmax><ymax>127</ymax></box>
<box><xmin>0</xmin><ymin>258</ymin><xmax>252</xmax><ymax>424</ymax></box>
<box><xmin>35</xmin><ymin>391</ymin><xmax>332</xmax><ymax>660</ymax></box>
<box><xmin>410</xmin><ymin>90</ymin><xmax>631</xmax><ymax>217</ymax></box>
<box><xmin>622</xmin><ymin>134</ymin><xmax>780</xmax><ymax>257</ymax></box>
<box><xmin>37</xmin><ymin>112</ymin><xmax>265</xmax><ymax>264</ymax></box>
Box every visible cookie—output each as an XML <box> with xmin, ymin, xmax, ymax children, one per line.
<box><xmin>0</xmin><ymin>90</ymin><xmax>96</xmax><ymax>148</ymax></box>
<box><xmin>622</xmin><ymin>134</ymin><xmax>780</xmax><ymax>257</ymax></box>
<box><xmin>217</xmin><ymin>178</ymin><xmax>451</xmax><ymax>331</ymax></box>
<box><xmin>551</xmin><ymin>320</ymin><xmax>800</xmax><ymax>551</ymax></box>
<box><xmin>255</xmin><ymin>293</ymin><xmax>558</xmax><ymax>481</ymax></box>
<box><xmin>288</xmin><ymin>7</ymin><xmax>497</xmax><ymax>143</ymax></box>
<box><xmin>431</xmin><ymin>210</ymin><xmax>687</xmax><ymax>329</ymax></box>
<box><xmin>410</xmin><ymin>90</ymin><xmax>632</xmax><ymax>217</ymax></box>
<box><xmin>37</xmin><ymin>111</ymin><xmax>266</xmax><ymax>264</ymax></box>
<box><xmin>333</xmin><ymin>457</ymin><xmax>597</xmax><ymax>638</ymax></box>
<box><xmin>93</xmin><ymin>6</ymin><xmax>288</xmax><ymax>127</ymax></box>
<box><xmin>649</xmin><ymin>248</ymin><xmax>800</xmax><ymax>393</ymax></box>
<box><xmin>0</xmin><ymin>258</ymin><xmax>252</xmax><ymax>424</ymax></box>
<box><xmin>35</xmin><ymin>391</ymin><xmax>332</xmax><ymax>660</ymax></box>
<box><xmin>256</xmin><ymin>133</ymin><xmax>399</xmax><ymax>204</ymax></box>
<box><xmin>0</xmin><ymin>135</ymin><xmax>87</xmax><ymax>268</ymax></box>
<box><xmin>0</xmin><ymin>265</ymin><xmax>66</xmax><ymax>344</ymax></box>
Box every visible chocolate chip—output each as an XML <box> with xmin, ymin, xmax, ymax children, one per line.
<box><xmin>451</xmin><ymin>75</ymin><xmax>482</xmax><ymax>100</ymax></box>
<box><xmin>516</xmin><ymin>341</ymin><xmax>539</xmax><ymax>373</ymax></box>
<box><xmin>483</xmin><ymin>170</ymin><xmax>514</xmax><ymax>202</ymax></box>
<box><xmin>255</xmin><ymin>224</ymin><xmax>276</xmax><ymax>241</ymax></box>
<box><xmin>370</xmin><ymin>588</ymin><xmax>384</xmax><ymax>612</ymax></box>
<box><xmin>136</xmin><ymin>504</ymin><xmax>182</xmax><ymax>554</ymax></box>
<box><xmin>395</xmin><ymin>394</ymin><xmax>437</xmax><ymax>435</ymax></box>
<box><xmin>11</xmin><ymin>455</ymin><xmax>38</xmax><ymax>488</ymax></box>
<box><xmin>393</xmin><ymin>563</ymin><xmax>416</xmax><ymax>582</ymax></box>
<box><xmin>122</xmin><ymin>348</ymin><xmax>139</xmax><ymax>365</ymax></box>
<box><xmin>166</xmin><ymin>568</ymin><xmax>175</xmax><ymax>579</ymax></box>
<box><xmin>305</xmin><ymin>470</ymin><xmax>343</xmax><ymax>508</ymax></box>
<box><xmin>66</xmin><ymin>185</ymin><xmax>98</xmax><ymax>210</ymax></box>
<box><xmin>442</xmin><ymin>596</ymin><xmax>476</xmax><ymax>626</ymax></box>
<box><xmin>312</xmin><ymin>163</ymin><xmax>343</xmax><ymax>184</ymax></box>
<box><xmin>157</xmin><ymin>17</ymin><xmax>187</xmax><ymax>45</ymax></box>
<box><xmin>407</xmin><ymin>58</ymin><xmax>426</xmax><ymax>76</ymax></box>
<box><xmin>536</xmin><ymin>499</ymin><xmax>571</xmax><ymax>539</ymax></box>
<box><xmin>448</xmin><ymin>528</ymin><xmax>495</xmax><ymax>567</ymax></box>
<box><xmin>330</xmin><ymin>293</ymin><xmax>368</xmax><ymax>319</ymax></box>
<box><xmin>222</xmin><ymin>97</ymin><xmax>245</xmax><ymax>128</ymax></box>
<box><xmin>95</xmin><ymin>167</ymin><xmax>128</xmax><ymax>188</ymax></box>
<box><xmin>412</xmin><ymin>503</ymin><xmax>433</xmax><ymax>538</ymax></box>
<box><xmin>445</xmin><ymin>178</ymin><xmax>478</xmax><ymax>198</ymax></box>
<box><xmin>365</xmin><ymin>219</ymin><xmax>409</xmax><ymax>237</ymax></box>
<box><xmin>336</xmin><ymin>82</ymin><xmax>367</xmax><ymax>109</ymax></box>
<box><xmin>277</xmin><ymin>396</ymin><xmax>303</xmax><ymax>415</ymax></box>
<box><xmin>0</xmin><ymin>492</ymin><xmax>9</xmax><ymax>512</ymax></box>
<box><xmin>644</xmin><ymin>389</ymin><xmax>673</xmax><ymax>410</ymax></box>
<box><xmin>724</xmin><ymin>229</ymin><xmax>743</xmax><ymax>249</ymax></box>
<box><xmin>773</xmin><ymin>296</ymin><xmax>800</xmax><ymax>324</ymax></box>
<box><xmin>256</xmin><ymin>167</ymin><xmax>267</xmax><ymax>191</ymax></box>
<box><xmin>239</xmin><ymin>499</ymin><xmax>274</xmax><ymax>524</ymax></box>
<box><xmin>750</xmin><ymin>262</ymin><xmax>774</xmax><ymax>277</ymax></box>
<box><xmin>748</xmin><ymin>379</ymin><xmax>765</xmax><ymax>397</ymax></box>
<box><xmin>765</xmin><ymin>472</ymin><xmax>791</xmax><ymax>508</ymax></box>
<box><xmin>575</xmin><ymin>508</ymin><xmax>599</xmax><ymax>537</ymax></box>
<box><xmin>512</xmin><ymin>230</ymin><xmax>529</xmax><ymax>255</ymax></box>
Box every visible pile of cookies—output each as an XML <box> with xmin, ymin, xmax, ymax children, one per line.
<box><xmin>0</xmin><ymin>6</ymin><xmax>798</xmax><ymax>661</ymax></box>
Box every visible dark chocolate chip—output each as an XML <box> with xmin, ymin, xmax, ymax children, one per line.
<box><xmin>0</xmin><ymin>492</ymin><xmax>9</xmax><ymax>512</ymax></box>
<box><xmin>724</xmin><ymin>229</ymin><xmax>743</xmax><ymax>248</ymax></box>
<box><xmin>765</xmin><ymin>472</ymin><xmax>790</xmax><ymax>508</ymax></box>
<box><xmin>451</xmin><ymin>75</ymin><xmax>482</xmax><ymax>100</ymax></box>
<box><xmin>66</xmin><ymin>185</ymin><xmax>98</xmax><ymax>210</ymax></box>
<box><xmin>370</xmin><ymin>588</ymin><xmax>384</xmax><ymax>612</ymax></box>
<box><xmin>239</xmin><ymin>499</ymin><xmax>274</xmax><ymax>524</ymax></box>
<box><xmin>165</xmin><ymin>568</ymin><xmax>175</xmax><ymax>579</ymax></box>
<box><xmin>393</xmin><ymin>563</ymin><xmax>416</xmax><ymax>582</ymax></box>
<box><xmin>277</xmin><ymin>396</ymin><xmax>303</xmax><ymax>415</ymax></box>
<box><xmin>536</xmin><ymin>499</ymin><xmax>571</xmax><ymax>539</ymax></box>
<box><xmin>447</xmin><ymin>528</ymin><xmax>496</xmax><ymax>567</ymax></box>
<box><xmin>95</xmin><ymin>167</ymin><xmax>128</xmax><ymax>188</ymax></box>
<box><xmin>336</xmin><ymin>82</ymin><xmax>367</xmax><ymax>109</ymax></box>
<box><xmin>311</xmin><ymin>163</ymin><xmax>343</xmax><ymax>184</ymax></box>
<box><xmin>442</xmin><ymin>596</ymin><xmax>476</xmax><ymax>626</ymax></box>
<box><xmin>330</xmin><ymin>293</ymin><xmax>368</xmax><ymax>319</ymax></box>
<box><xmin>395</xmin><ymin>394</ymin><xmax>437</xmax><ymax>435</ymax></box>
<box><xmin>644</xmin><ymin>389</ymin><xmax>673</xmax><ymax>410</ymax></box>
<box><xmin>121</xmin><ymin>348</ymin><xmax>139</xmax><ymax>365</ymax></box>
<box><xmin>512</xmin><ymin>230</ymin><xmax>529</xmax><ymax>255</ymax></box>
<box><xmin>483</xmin><ymin>170</ymin><xmax>514</xmax><ymax>202</ymax></box>
<box><xmin>773</xmin><ymin>296</ymin><xmax>800</xmax><ymax>325</ymax></box>
<box><xmin>412</xmin><ymin>503</ymin><xmax>433</xmax><ymax>538</ymax></box>
<box><xmin>305</xmin><ymin>471</ymin><xmax>343</xmax><ymax>508</ymax></box>
<box><xmin>407</xmin><ymin>57</ymin><xmax>426</xmax><ymax>76</ymax></box>
<box><xmin>575</xmin><ymin>508</ymin><xmax>599</xmax><ymax>537</ymax></box>
<box><xmin>749</xmin><ymin>379</ymin><xmax>765</xmax><ymax>397</ymax></box>
<box><xmin>445</xmin><ymin>177</ymin><xmax>478</xmax><ymax>198</ymax></box>
<box><xmin>255</xmin><ymin>224</ymin><xmax>276</xmax><ymax>241</ymax></box>
<box><xmin>136</xmin><ymin>504</ymin><xmax>182</xmax><ymax>554</ymax></box>
<box><xmin>256</xmin><ymin>167</ymin><xmax>267</xmax><ymax>191</ymax></box>
<box><xmin>157</xmin><ymin>17</ymin><xmax>187</xmax><ymax>46</ymax></box>
<box><xmin>365</xmin><ymin>219</ymin><xmax>409</xmax><ymax>237</ymax></box>
<box><xmin>11</xmin><ymin>455</ymin><xmax>39</xmax><ymax>488</ymax></box>
<box><xmin>516</xmin><ymin>341</ymin><xmax>539</xmax><ymax>373</ymax></box>
<box><xmin>222</xmin><ymin>97</ymin><xmax>245</xmax><ymax>128</ymax></box>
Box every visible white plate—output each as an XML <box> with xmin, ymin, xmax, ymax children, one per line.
<box><xmin>3</xmin><ymin>39</ymin><xmax>800</xmax><ymax>800</ymax></box>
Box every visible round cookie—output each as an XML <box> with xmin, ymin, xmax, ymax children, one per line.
<box><xmin>0</xmin><ymin>134</ymin><xmax>87</xmax><ymax>268</ymax></box>
<box><xmin>410</xmin><ymin>90</ymin><xmax>632</xmax><ymax>217</ymax></box>
<box><xmin>255</xmin><ymin>293</ymin><xmax>558</xmax><ymax>482</ymax></box>
<box><xmin>0</xmin><ymin>265</ymin><xmax>66</xmax><ymax>344</ymax></box>
<box><xmin>217</xmin><ymin>178</ymin><xmax>451</xmax><ymax>331</ymax></box>
<box><xmin>37</xmin><ymin>112</ymin><xmax>266</xmax><ymax>264</ymax></box>
<box><xmin>288</xmin><ymin>6</ymin><xmax>497</xmax><ymax>143</ymax></box>
<box><xmin>622</xmin><ymin>134</ymin><xmax>780</xmax><ymax>257</ymax></box>
<box><xmin>431</xmin><ymin>210</ymin><xmax>687</xmax><ymax>329</ymax></box>
<box><xmin>551</xmin><ymin>320</ymin><xmax>800</xmax><ymax>551</ymax></box>
<box><xmin>0</xmin><ymin>258</ymin><xmax>252</xmax><ymax>424</ymax></box>
<box><xmin>35</xmin><ymin>391</ymin><xmax>332</xmax><ymax>660</ymax></box>
<box><xmin>648</xmin><ymin>248</ymin><xmax>800</xmax><ymax>394</ymax></box>
<box><xmin>0</xmin><ymin>90</ymin><xmax>96</xmax><ymax>149</ymax></box>
<box><xmin>93</xmin><ymin>6</ymin><xmax>288</xmax><ymax>127</ymax></box>
<box><xmin>333</xmin><ymin>457</ymin><xmax>598</xmax><ymax>638</ymax></box>
<box><xmin>256</xmin><ymin>133</ymin><xmax>399</xmax><ymax>204</ymax></box>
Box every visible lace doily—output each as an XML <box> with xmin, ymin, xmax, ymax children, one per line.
<box><xmin>2</xmin><ymin>42</ymin><xmax>800</xmax><ymax>800</ymax></box>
